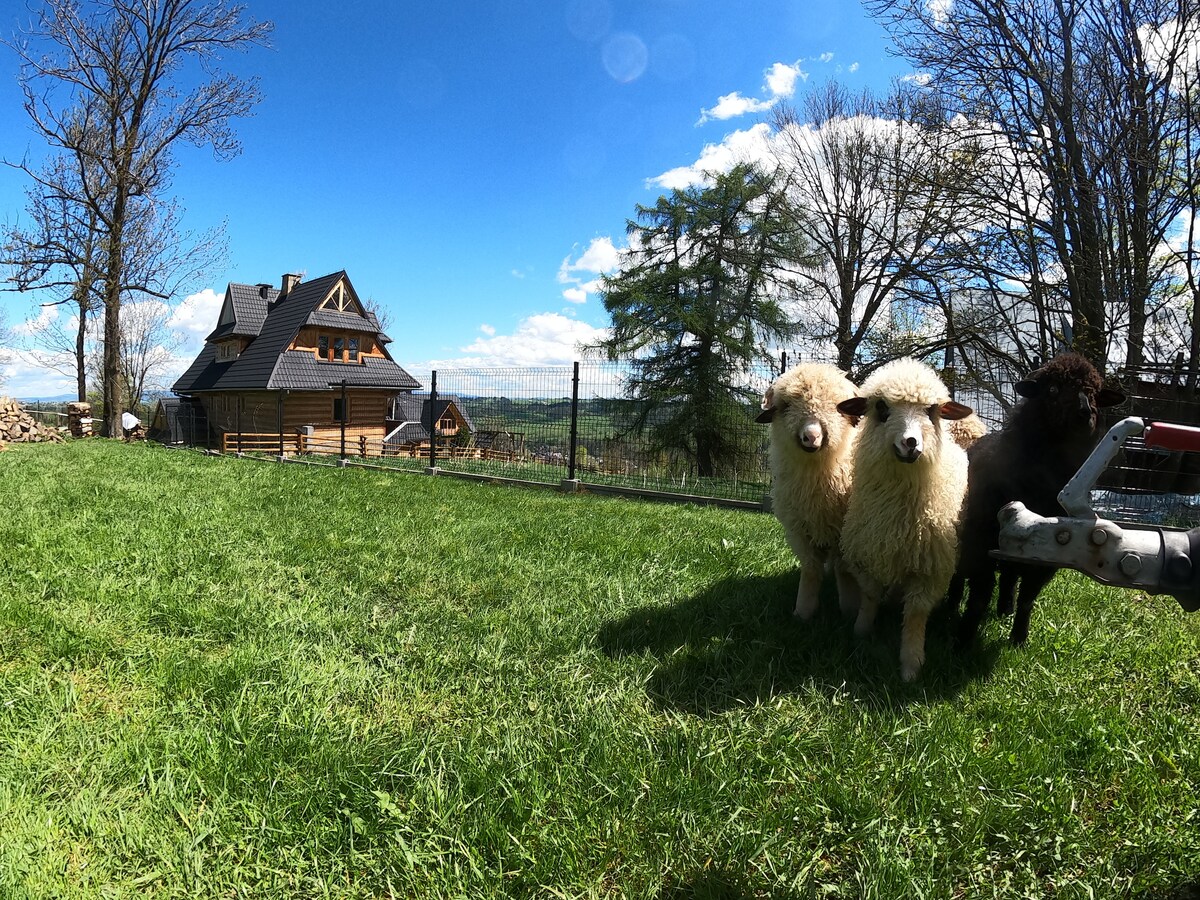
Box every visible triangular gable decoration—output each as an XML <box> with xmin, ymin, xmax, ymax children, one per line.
<box><xmin>320</xmin><ymin>278</ymin><xmax>365</xmax><ymax>315</ymax></box>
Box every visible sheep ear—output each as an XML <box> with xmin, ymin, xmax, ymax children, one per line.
<box><xmin>939</xmin><ymin>400</ymin><xmax>973</xmax><ymax>420</ymax></box>
<box><xmin>1097</xmin><ymin>387</ymin><xmax>1126</xmax><ymax>408</ymax></box>
<box><xmin>838</xmin><ymin>397</ymin><xmax>868</xmax><ymax>419</ymax></box>
<box><xmin>1015</xmin><ymin>379</ymin><xmax>1040</xmax><ymax>398</ymax></box>
<box><xmin>755</xmin><ymin>387</ymin><xmax>776</xmax><ymax>423</ymax></box>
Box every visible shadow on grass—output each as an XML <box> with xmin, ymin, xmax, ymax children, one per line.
<box><xmin>597</xmin><ymin>571</ymin><xmax>1001</xmax><ymax>715</ymax></box>
<box><xmin>657</xmin><ymin>864</ymin><xmax>760</xmax><ymax>899</ymax></box>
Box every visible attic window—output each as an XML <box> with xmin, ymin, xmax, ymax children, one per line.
<box><xmin>216</xmin><ymin>341</ymin><xmax>239</xmax><ymax>362</ymax></box>
<box><xmin>348</xmin><ymin>337</ymin><xmax>359</xmax><ymax>361</ymax></box>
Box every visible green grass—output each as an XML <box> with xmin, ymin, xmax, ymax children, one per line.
<box><xmin>2</xmin><ymin>440</ymin><xmax>1200</xmax><ymax>898</ymax></box>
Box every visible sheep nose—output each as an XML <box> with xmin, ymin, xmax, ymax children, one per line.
<box><xmin>904</xmin><ymin>436</ymin><xmax>918</xmax><ymax>449</ymax></box>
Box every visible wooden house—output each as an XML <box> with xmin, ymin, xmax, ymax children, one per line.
<box><xmin>172</xmin><ymin>271</ymin><xmax>420</xmax><ymax>452</ymax></box>
<box><xmin>385</xmin><ymin>392</ymin><xmax>475</xmax><ymax>451</ymax></box>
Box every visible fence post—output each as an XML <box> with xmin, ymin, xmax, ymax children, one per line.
<box><xmin>236</xmin><ymin>396</ymin><xmax>243</xmax><ymax>455</ymax></box>
<box><xmin>340</xmin><ymin>379</ymin><xmax>348</xmax><ymax>460</ymax></box>
<box><xmin>560</xmin><ymin>361</ymin><xmax>583</xmax><ymax>493</ymax></box>
<box><xmin>428</xmin><ymin>370</ymin><xmax>438</xmax><ymax>473</ymax></box>
<box><xmin>781</xmin><ymin>351</ymin><xmax>787</xmax><ymax>375</ymax></box>
<box><xmin>568</xmin><ymin>361</ymin><xmax>580</xmax><ymax>480</ymax></box>
<box><xmin>277</xmin><ymin>391</ymin><xmax>285</xmax><ymax>460</ymax></box>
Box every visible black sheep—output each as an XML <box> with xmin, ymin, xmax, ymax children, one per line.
<box><xmin>953</xmin><ymin>352</ymin><xmax>1125</xmax><ymax>647</ymax></box>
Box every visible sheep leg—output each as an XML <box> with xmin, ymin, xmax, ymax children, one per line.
<box><xmin>946</xmin><ymin>573</ymin><xmax>965</xmax><ymax>614</ymax></box>
<box><xmin>899</xmin><ymin>597</ymin><xmax>934</xmax><ymax>682</ymax></box>
<box><xmin>852</xmin><ymin>575</ymin><xmax>883</xmax><ymax>636</ymax></box>
<box><xmin>955</xmin><ymin>570</ymin><xmax>995</xmax><ymax>651</ymax></box>
<box><xmin>1010</xmin><ymin>566</ymin><xmax>1056</xmax><ymax>645</ymax></box>
<box><xmin>996</xmin><ymin>566</ymin><xmax>1018</xmax><ymax>616</ymax></box>
<box><xmin>833</xmin><ymin>558</ymin><xmax>861</xmax><ymax>619</ymax></box>
<box><xmin>793</xmin><ymin>556</ymin><xmax>825</xmax><ymax>620</ymax></box>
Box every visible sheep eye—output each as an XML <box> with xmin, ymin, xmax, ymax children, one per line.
<box><xmin>1048</xmin><ymin>384</ymin><xmax>1059</xmax><ymax>397</ymax></box>
<box><xmin>875</xmin><ymin>400</ymin><xmax>889</xmax><ymax>422</ymax></box>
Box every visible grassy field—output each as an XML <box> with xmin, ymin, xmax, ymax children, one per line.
<box><xmin>2</xmin><ymin>440</ymin><xmax>1199</xmax><ymax>898</ymax></box>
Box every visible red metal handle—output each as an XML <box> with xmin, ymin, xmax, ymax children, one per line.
<box><xmin>1144</xmin><ymin>421</ymin><xmax>1200</xmax><ymax>452</ymax></box>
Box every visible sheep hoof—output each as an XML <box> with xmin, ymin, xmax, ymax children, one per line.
<box><xmin>901</xmin><ymin>662</ymin><xmax>922</xmax><ymax>682</ymax></box>
<box><xmin>793</xmin><ymin>596</ymin><xmax>819</xmax><ymax>620</ymax></box>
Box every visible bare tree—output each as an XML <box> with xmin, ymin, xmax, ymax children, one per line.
<box><xmin>0</xmin><ymin>306</ymin><xmax>11</xmax><ymax>390</ymax></box>
<box><xmin>868</xmin><ymin>0</ymin><xmax>1200</xmax><ymax>371</ymax></box>
<box><xmin>8</xmin><ymin>0</ymin><xmax>270</xmax><ymax>435</ymax></box>
<box><xmin>770</xmin><ymin>82</ymin><xmax>978</xmax><ymax>374</ymax></box>
<box><xmin>107</xmin><ymin>297</ymin><xmax>181</xmax><ymax>417</ymax></box>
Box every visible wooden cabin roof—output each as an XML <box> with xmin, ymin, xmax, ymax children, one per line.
<box><xmin>173</xmin><ymin>271</ymin><xmax>420</xmax><ymax>394</ymax></box>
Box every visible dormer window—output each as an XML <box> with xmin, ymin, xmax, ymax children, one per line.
<box><xmin>316</xmin><ymin>332</ymin><xmax>361</xmax><ymax>363</ymax></box>
<box><xmin>216</xmin><ymin>341</ymin><xmax>239</xmax><ymax>362</ymax></box>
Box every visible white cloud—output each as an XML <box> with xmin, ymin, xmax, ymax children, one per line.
<box><xmin>168</xmin><ymin>288</ymin><xmax>223</xmax><ymax>357</ymax></box>
<box><xmin>819</xmin><ymin>52</ymin><xmax>834</xmax><ymax>63</ymax></box>
<box><xmin>699</xmin><ymin>61</ymin><xmax>806</xmax><ymax>123</ymax></box>
<box><xmin>479</xmin><ymin>323</ymin><xmax>496</xmax><ymax>336</ymax></box>
<box><xmin>848</xmin><ymin>62</ymin><xmax>859</xmax><ymax>73</ymax></box>
<box><xmin>648</xmin><ymin>122</ymin><xmax>775</xmax><ymax>190</ymax></box>
<box><xmin>557</xmin><ymin>236</ymin><xmax>623</xmax><ymax>304</ymax></box>
<box><xmin>1</xmin><ymin>348</ymin><xmax>76</xmax><ymax>400</ymax></box>
<box><xmin>405</xmin><ymin>313</ymin><xmax>608</xmax><ymax>371</ymax></box>
<box><xmin>14</xmin><ymin>304</ymin><xmax>59</xmax><ymax>336</ymax></box>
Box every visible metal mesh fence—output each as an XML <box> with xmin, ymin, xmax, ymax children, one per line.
<box><xmin>148</xmin><ymin>358</ymin><xmax>1200</xmax><ymax>522</ymax></box>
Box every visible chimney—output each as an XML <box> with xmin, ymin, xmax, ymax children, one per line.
<box><xmin>280</xmin><ymin>273</ymin><xmax>302</xmax><ymax>298</ymax></box>
<box><xmin>256</xmin><ymin>283</ymin><xmax>272</xmax><ymax>299</ymax></box>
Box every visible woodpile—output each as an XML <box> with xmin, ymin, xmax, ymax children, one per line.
<box><xmin>0</xmin><ymin>397</ymin><xmax>67</xmax><ymax>450</ymax></box>
<box><xmin>67</xmin><ymin>401</ymin><xmax>93</xmax><ymax>437</ymax></box>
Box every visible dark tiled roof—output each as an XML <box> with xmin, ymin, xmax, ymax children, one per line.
<box><xmin>271</xmin><ymin>352</ymin><xmax>420</xmax><ymax>391</ymax></box>
<box><xmin>174</xmin><ymin>271</ymin><xmax>417</xmax><ymax>394</ymax></box>
<box><xmin>388</xmin><ymin>392</ymin><xmax>476</xmax><ymax>433</ymax></box>
<box><xmin>204</xmin><ymin>282</ymin><xmax>275</xmax><ymax>341</ymax></box>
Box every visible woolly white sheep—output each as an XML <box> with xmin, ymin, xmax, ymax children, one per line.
<box><xmin>757</xmin><ymin>363</ymin><xmax>862</xmax><ymax>619</ymax></box>
<box><xmin>947</xmin><ymin>412</ymin><xmax>987</xmax><ymax>450</ymax></box>
<box><xmin>836</xmin><ymin>358</ymin><xmax>973</xmax><ymax>681</ymax></box>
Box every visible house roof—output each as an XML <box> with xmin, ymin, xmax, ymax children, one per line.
<box><xmin>388</xmin><ymin>392</ymin><xmax>477</xmax><ymax>435</ymax></box>
<box><xmin>173</xmin><ymin>271</ymin><xmax>420</xmax><ymax>394</ymax></box>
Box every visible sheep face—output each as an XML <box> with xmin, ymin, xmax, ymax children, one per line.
<box><xmin>757</xmin><ymin>365</ymin><xmax>858</xmax><ymax>459</ymax></box>
<box><xmin>837</xmin><ymin>395</ymin><xmax>973</xmax><ymax>465</ymax></box>
<box><xmin>1015</xmin><ymin>353</ymin><xmax>1125</xmax><ymax>438</ymax></box>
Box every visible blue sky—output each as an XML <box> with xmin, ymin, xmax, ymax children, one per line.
<box><xmin>0</xmin><ymin>0</ymin><xmax>915</xmax><ymax>398</ymax></box>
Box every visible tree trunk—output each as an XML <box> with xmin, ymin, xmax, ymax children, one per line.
<box><xmin>75</xmin><ymin>302</ymin><xmax>87</xmax><ymax>402</ymax></box>
<box><xmin>102</xmin><ymin>213</ymin><xmax>125</xmax><ymax>438</ymax></box>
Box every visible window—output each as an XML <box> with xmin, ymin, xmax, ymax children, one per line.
<box><xmin>333</xmin><ymin>337</ymin><xmax>345</xmax><ymax>361</ymax></box>
<box><xmin>333</xmin><ymin>398</ymin><xmax>347</xmax><ymax>422</ymax></box>
<box><xmin>216</xmin><ymin>341</ymin><xmax>239</xmax><ymax>362</ymax></box>
<box><xmin>318</xmin><ymin>335</ymin><xmax>329</xmax><ymax>359</ymax></box>
<box><xmin>348</xmin><ymin>337</ymin><xmax>359</xmax><ymax>361</ymax></box>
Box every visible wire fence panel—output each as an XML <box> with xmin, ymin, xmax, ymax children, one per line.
<box><xmin>144</xmin><ymin>358</ymin><xmax>1200</xmax><ymax>520</ymax></box>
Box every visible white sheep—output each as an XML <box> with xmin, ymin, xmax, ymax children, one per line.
<box><xmin>836</xmin><ymin>358</ymin><xmax>973</xmax><ymax>681</ymax></box>
<box><xmin>947</xmin><ymin>411</ymin><xmax>987</xmax><ymax>450</ymax></box>
<box><xmin>757</xmin><ymin>363</ymin><xmax>862</xmax><ymax>620</ymax></box>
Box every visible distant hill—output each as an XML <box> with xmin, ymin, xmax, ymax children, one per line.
<box><xmin>13</xmin><ymin>394</ymin><xmax>77</xmax><ymax>404</ymax></box>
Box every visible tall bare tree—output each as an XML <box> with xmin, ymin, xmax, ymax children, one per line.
<box><xmin>770</xmin><ymin>82</ymin><xmax>978</xmax><ymax>374</ymax></box>
<box><xmin>8</xmin><ymin>0</ymin><xmax>270</xmax><ymax>435</ymax></box>
<box><xmin>868</xmin><ymin>0</ymin><xmax>1200</xmax><ymax>371</ymax></box>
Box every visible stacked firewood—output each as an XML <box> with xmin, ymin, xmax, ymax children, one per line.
<box><xmin>0</xmin><ymin>397</ymin><xmax>67</xmax><ymax>449</ymax></box>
